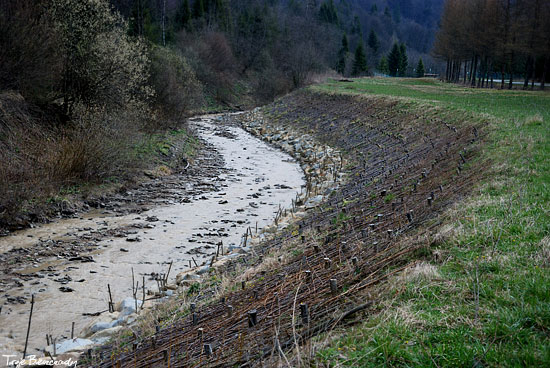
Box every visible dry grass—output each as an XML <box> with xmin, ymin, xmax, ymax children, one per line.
<box><xmin>521</xmin><ymin>113</ymin><xmax>544</xmax><ymax>126</ymax></box>
<box><xmin>397</xmin><ymin>262</ymin><xmax>441</xmax><ymax>283</ymax></box>
<box><xmin>534</xmin><ymin>236</ymin><xmax>550</xmax><ymax>267</ymax></box>
<box><xmin>0</xmin><ymin>92</ymin><xmax>147</xmax><ymax>228</ymax></box>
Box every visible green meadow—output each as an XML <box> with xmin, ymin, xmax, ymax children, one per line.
<box><xmin>314</xmin><ymin>78</ymin><xmax>550</xmax><ymax>367</ymax></box>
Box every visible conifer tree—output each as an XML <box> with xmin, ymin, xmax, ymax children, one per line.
<box><xmin>378</xmin><ymin>56</ymin><xmax>389</xmax><ymax>74</ymax></box>
<box><xmin>175</xmin><ymin>0</ymin><xmax>192</xmax><ymax>31</ymax></box>
<box><xmin>399</xmin><ymin>43</ymin><xmax>408</xmax><ymax>76</ymax></box>
<box><xmin>387</xmin><ymin>42</ymin><xmax>401</xmax><ymax>76</ymax></box>
<box><xmin>367</xmin><ymin>29</ymin><xmax>380</xmax><ymax>54</ymax></box>
<box><xmin>319</xmin><ymin>0</ymin><xmax>338</xmax><ymax>24</ymax></box>
<box><xmin>416</xmin><ymin>58</ymin><xmax>425</xmax><ymax>77</ymax></box>
<box><xmin>352</xmin><ymin>41</ymin><xmax>368</xmax><ymax>76</ymax></box>
<box><xmin>193</xmin><ymin>0</ymin><xmax>204</xmax><ymax>18</ymax></box>
<box><xmin>351</xmin><ymin>15</ymin><xmax>361</xmax><ymax>34</ymax></box>
<box><xmin>215</xmin><ymin>0</ymin><xmax>230</xmax><ymax>31</ymax></box>
<box><xmin>336</xmin><ymin>34</ymin><xmax>349</xmax><ymax>75</ymax></box>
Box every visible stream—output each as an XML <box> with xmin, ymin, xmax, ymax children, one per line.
<box><xmin>0</xmin><ymin>115</ymin><xmax>305</xmax><ymax>358</ymax></box>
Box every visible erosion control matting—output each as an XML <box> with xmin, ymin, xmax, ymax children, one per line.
<box><xmin>89</xmin><ymin>90</ymin><xmax>485</xmax><ymax>367</ymax></box>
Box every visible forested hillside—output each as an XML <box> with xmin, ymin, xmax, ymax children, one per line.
<box><xmin>108</xmin><ymin>0</ymin><xmax>445</xmax><ymax>101</ymax></box>
<box><xmin>0</xmin><ymin>0</ymin><xmax>443</xmax><ymax>228</ymax></box>
<box><xmin>1</xmin><ymin>0</ymin><xmax>445</xmax><ymax>111</ymax></box>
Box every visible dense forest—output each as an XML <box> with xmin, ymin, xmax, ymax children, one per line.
<box><xmin>434</xmin><ymin>0</ymin><xmax>550</xmax><ymax>89</ymax></box>
<box><xmin>1</xmin><ymin>0</ymin><xmax>446</xmax><ymax>111</ymax></box>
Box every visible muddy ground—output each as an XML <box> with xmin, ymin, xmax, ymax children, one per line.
<box><xmin>0</xmin><ymin>116</ymin><xmax>307</xmax><ymax>358</ymax></box>
<box><xmin>0</xmin><ymin>126</ymin><xmax>225</xmax><ymax>300</ymax></box>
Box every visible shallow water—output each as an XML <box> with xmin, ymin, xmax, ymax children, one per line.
<box><xmin>0</xmin><ymin>116</ymin><xmax>305</xmax><ymax>358</ymax></box>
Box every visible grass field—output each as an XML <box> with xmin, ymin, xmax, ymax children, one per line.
<box><xmin>313</xmin><ymin>78</ymin><xmax>550</xmax><ymax>367</ymax></box>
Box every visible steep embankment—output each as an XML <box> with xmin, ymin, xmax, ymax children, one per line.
<box><xmin>313</xmin><ymin>79</ymin><xmax>550</xmax><ymax>367</ymax></box>
<box><xmin>89</xmin><ymin>87</ymin><xmax>485</xmax><ymax>367</ymax></box>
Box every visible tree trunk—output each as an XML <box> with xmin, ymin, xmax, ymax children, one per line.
<box><xmin>452</xmin><ymin>60</ymin><xmax>456</xmax><ymax>82</ymax></box>
<box><xmin>523</xmin><ymin>56</ymin><xmax>532</xmax><ymax>89</ymax></box>
<box><xmin>463</xmin><ymin>61</ymin><xmax>468</xmax><ymax>84</ymax></box>
<box><xmin>501</xmin><ymin>0</ymin><xmax>511</xmax><ymax>90</ymax></box>
<box><xmin>485</xmin><ymin>61</ymin><xmax>493</xmax><ymax>88</ymax></box>
<box><xmin>480</xmin><ymin>58</ymin><xmax>485</xmax><ymax>88</ymax></box>
<box><xmin>531</xmin><ymin>58</ymin><xmax>536</xmax><ymax>90</ymax></box>
<box><xmin>508</xmin><ymin>51</ymin><xmax>515</xmax><ymax>89</ymax></box>
<box><xmin>472</xmin><ymin>55</ymin><xmax>478</xmax><ymax>87</ymax></box>
<box><xmin>468</xmin><ymin>57</ymin><xmax>475</xmax><ymax>83</ymax></box>
<box><xmin>162</xmin><ymin>0</ymin><xmax>166</xmax><ymax>46</ymax></box>
<box><xmin>541</xmin><ymin>57</ymin><xmax>548</xmax><ymax>90</ymax></box>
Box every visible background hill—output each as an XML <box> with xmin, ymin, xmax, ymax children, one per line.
<box><xmin>108</xmin><ymin>0</ymin><xmax>446</xmax><ymax>104</ymax></box>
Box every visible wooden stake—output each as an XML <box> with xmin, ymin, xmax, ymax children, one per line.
<box><xmin>204</xmin><ymin>344</ymin><xmax>212</xmax><ymax>356</ymax></box>
<box><xmin>305</xmin><ymin>270</ymin><xmax>312</xmax><ymax>283</ymax></box>
<box><xmin>142</xmin><ymin>276</ymin><xmax>146</xmax><ymax>311</ymax></box>
<box><xmin>107</xmin><ymin>284</ymin><xmax>114</xmax><ymax>313</ymax></box>
<box><xmin>300</xmin><ymin>303</ymin><xmax>309</xmax><ymax>324</ymax></box>
<box><xmin>163</xmin><ymin>261</ymin><xmax>173</xmax><ymax>285</ymax></box>
<box><xmin>248</xmin><ymin>309</ymin><xmax>258</xmax><ymax>327</ymax></box>
<box><xmin>22</xmin><ymin>294</ymin><xmax>35</xmax><ymax>359</ymax></box>
<box><xmin>330</xmin><ymin>279</ymin><xmax>338</xmax><ymax>295</ymax></box>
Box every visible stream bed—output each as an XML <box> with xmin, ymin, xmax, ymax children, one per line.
<box><xmin>0</xmin><ymin>115</ymin><xmax>305</xmax><ymax>358</ymax></box>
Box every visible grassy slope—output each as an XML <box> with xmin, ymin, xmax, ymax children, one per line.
<box><xmin>313</xmin><ymin>78</ymin><xmax>550</xmax><ymax>367</ymax></box>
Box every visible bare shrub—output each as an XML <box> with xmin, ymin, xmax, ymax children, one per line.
<box><xmin>0</xmin><ymin>92</ymin><xmax>57</xmax><ymax>220</ymax></box>
<box><xmin>150</xmin><ymin>46</ymin><xmax>204</xmax><ymax>120</ymax></box>
<box><xmin>0</xmin><ymin>93</ymin><xmax>147</xmax><ymax>224</ymax></box>
<box><xmin>49</xmin><ymin>0</ymin><xmax>153</xmax><ymax>115</ymax></box>
<box><xmin>46</xmin><ymin>111</ymin><xmax>135</xmax><ymax>182</ymax></box>
<box><xmin>252</xmin><ymin>65</ymin><xmax>293</xmax><ymax>103</ymax></box>
<box><xmin>195</xmin><ymin>32</ymin><xmax>239</xmax><ymax>104</ymax></box>
<box><xmin>0</xmin><ymin>0</ymin><xmax>62</xmax><ymax>103</ymax></box>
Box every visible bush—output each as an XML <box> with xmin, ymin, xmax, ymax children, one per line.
<box><xmin>49</xmin><ymin>0</ymin><xmax>153</xmax><ymax>115</ymax></box>
<box><xmin>0</xmin><ymin>94</ymin><xmax>146</xmax><ymax>225</ymax></box>
<box><xmin>0</xmin><ymin>1</ymin><xmax>62</xmax><ymax>103</ymax></box>
<box><xmin>47</xmin><ymin>106</ymin><xmax>142</xmax><ymax>182</ymax></box>
<box><xmin>195</xmin><ymin>32</ymin><xmax>239</xmax><ymax>105</ymax></box>
<box><xmin>150</xmin><ymin>47</ymin><xmax>204</xmax><ymax>120</ymax></box>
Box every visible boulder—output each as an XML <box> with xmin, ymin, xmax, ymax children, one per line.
<box><xmin>196</xmin><ymin>266</ymin><xmax>210</xmax><ymax>275</ymax></box>
<box><xmin>176</xmin><ymin>272</ymin><xmax>200</xmax><ymax>285</ymax></box>
<box><xmin>305</xmin><ymin>195</ymin><xmax>323</xmax><ymax>209</ymax></box>
<box><xmin>116</xmin><ymin>298</ymin><xmax>143</xmax><ymax>317</ymax></box>
<box><xmin>81</xmin><ymin>311</ymin><xmax>120</xmax><ymax>337</ymax></box>
<box><xmin>45</xmin><ymin>338</ymin><xmax>94</xmax><ymax>355</ymax></box>
<box><xmin>90</xmin><ymin>325</ymin><xmax>123</xmax><ymax>340</ymax></box>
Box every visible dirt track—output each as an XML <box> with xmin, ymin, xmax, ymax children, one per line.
<box><xmin>88</xmin><ymin>90</ymin><xmax>484</xmax><ymax>367</ymax></box>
